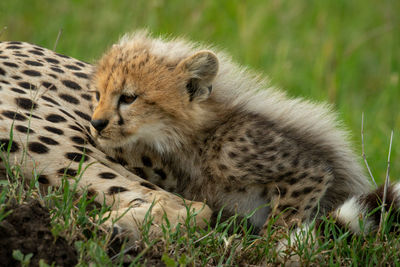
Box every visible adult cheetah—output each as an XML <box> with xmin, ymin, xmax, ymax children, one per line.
<box><xmin>0</xmin><ymin>33</ymin><xmax>398</xmax><ymax>246</ymax></box>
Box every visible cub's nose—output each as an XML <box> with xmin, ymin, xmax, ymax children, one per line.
<box><xmin>90</xmin><ymin>119</ymin><xmax>109</xmax><ymax>132</ymax></box>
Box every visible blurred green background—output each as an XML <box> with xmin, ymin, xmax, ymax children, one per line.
<box><xmin>0</xmin><ymin>0</ymin><xmax>399</xmax><ymax>183</ymax></box>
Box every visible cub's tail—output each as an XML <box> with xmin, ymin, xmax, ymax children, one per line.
<box><xmin>324</xmin><ymin>184</ymin><xmax>400</xmax><ymax>235</ymax></box>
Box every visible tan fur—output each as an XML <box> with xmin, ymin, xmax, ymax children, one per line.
<box><xmin>91</xmin><ymin>31</ymin><xmax>371</xmax><ymax>231</ymax></box>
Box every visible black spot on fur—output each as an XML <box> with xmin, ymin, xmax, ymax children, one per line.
<box><xmin>219</xmin><ymin>164</ymin><xmax>228</xmax><ymax>171</ymax></box>
<box><xmin>154</xmin><ymin>168</ymin><xmax>167</xmax><ymax>180</ymax></box>
<box><xmin>59</xmin><ymin>93</ymin><xmax>80</xmax><ymax>104</ymax></box>
<box><xmin>65</xmin><ymin>152</ymin><xmax>88</xmax><ymax>162</ymax></box>
<box><xmin>3</xmin><ymin>62</ymin><xmax>18</xmax><ymax>68</ymax></box>
<box><xmin>38</xmin><ymin>175</ymin><xmax>49</xmax><ymax>184</ymax></box>
<box><xmin>73</xmin><ymin>72</ymin><xmax>89</xmax><ymax>79</ymax></box>
<box><xmin>287</xmin><ymin>177</ymin><xmax>299</xmax><ymax>185</ymax></box>
<box><xmin>0</xmin><ymin>139</ymin><xmax>19</xmax><ymax>152</ymax></box>
<box><xmin>140</xmin><ymin>182</ymin><xmax>157</xmax><ymax>190</ymax></box>
<box><xmin>62</xmin><ymin>80</ymin><xmax>81</xmax><ymax>90</ymax></box>
<box><xmin>11</xmin><ymin>75</ymin><xmax>21</xmax><ymax>80</ymax></box>
<box><xmin>58</xmin><ymin>109</ymin><xmax>75</xmax><ymax>120</ymax></box>
<box><xmin>11</xmin><ymin>88</ymin><xmax>26</xmax><ymax>94</ymax></box>
<box><xmin>22</xmin><ymin>70</ymin><xmax>41</xmax><ymax>77</ymax></box>
<box><xmin>81</xmin><ymin>94</ymin><xmax>92</xmax><ymax>101</ymax></box>
<box><xmin>70</xmin><ymin>136</ymin><xmax>85</xmax><ymax>145</ymax></box>
<box><xmin>38</xmin><ymin>136</ymin><xmax>59</xmax><ymax>145</ymax></box>
<box><xmin>69</xmin><ymin>125</ymin><xmax>82</xmax><ymax>132</ymax></box>
<box><xmin>13</xmin><ymin>53</ymin><xmax>28</xmax><ymax>58</ymax></box>
<box><xmin>2</xmin><ymin>110</ymin><xmax>27</xmax><ymax>121</ymax></box>
<box><xmin>58</xmin><ymin>168</ymin><xmax>77</xmax><ymax>177</ymax></box>
<box><xmin>240</xmin><ymin>147</ymin><xmax>249</xmax><ymax>153</ymax></box>
<box><xmin>302</xmin><ymin>187</ymin><xmax>313</xmax><ymax>194</ymax></box>
<box><xmin>291</xmin><ymin>190</ymin><xmax>302</xmax><ymax>198</ymax></box>
<box><xmin>64</xmin><ymin>64</ymin><xmax>81</xmax><ymax>70</ymax></box>
<box><xmin>228</xmin><ymin>152</ymin><xmax>237</xmax><ymax>158</ymax></box>
<box><xmin>18</xmin><ymin>82</ymin><xmax>36</xmax><ymax>90</ymax></box>
<box><xmin>24</xmin><ymin>60</ymin><xmax>43</xmax><ymax>66</ymax></box>
<box><xmin>0</xmin><ymin>67</ymin><xmax>5</xmax><ymax>76</ymax></box>
<box><xmin>44</xmin><ymin>57</ymin><xmax>60</xmax><ymax>64</ymax></box>
<box><xmin>15</xmin><ymin>125</ymin><xmax>35</xmax><ymax>134</ymax></box>
<box><xmin>15</xmin><ymin>97</ymin><xmax>37</xmax><ymax>110</ymax></box>
<box><xmin>85</xmin><ymin>134</ymin><xmax>97</xmax><ymax>147</ymax></box>
<box><xmin>46</xmin><ymin>114</ymin><xmax>67</xmax><ymax>123</ymax></box>
<box><xmin>87</xmin><ymin>189</ymin><xmax>96</xmax><ymax>198</ymax></box>
<box><xmin>133</xmin><ymin>167</ymin><xmax>148</xmax><ymax>179</ymax></box>
<box><xmin>44</xmin><ymin>126</ymin><xmax>64</xmax><ymax>135</ymax></box>
<box><xmin>108</xmin><ymin>186</ymin><xmax>128</xmax><ymax>195</ymax></box>
<box><xmin>51</xmin><ymin>67</ymin><xmax>64</xmax><ymax>73</ymax></box>
<box><xmin>55</xmin><ymin>52</ymin><xmax>70</xmax><ymax>59</ymax></box>
<box><xmin>27</xmin><ymin>113</ymin><xmax>42</xmax><ymax>120</ymax></box>
<box><xmin>105</xmin><ymin>156</ymin><xmax>118</xmax><ymax>164</ymax></box>
<box><xmin>73</xmin><ymin>145</ymin><xmax>92</xmax><ymax>154</ymax></box>
<box><xmin>28</xmin><ymin>50</ymin><xmax>44</xmax><ymax>56</ymax></box>
<box><xmin>6</xmin><ymin>45</ymin><xmax>21</xmax><ymax>49</ymax></box>
<box><xmin>33</xmin><ymin>45</ymin><xmax>44</xmax><ymax>51</ymax></box>
<box><xmin>41</xmin><ymin>95</ymin><xmax>60</xmax><ymax>106</ymax></box>
<box><xmin>28</xmin><ymin>142</ymin><xmax>49</xmax><ymax>154</ymax></box>
<box><xmin>74</xmin><ymin>110</ymin><xmax>91</xmax><ymax>121</ymax></box>
<box><xmin>141</xmin><ymin>156</ymin><xmax>152</xmax><ymax>167</ymax></box>
<box><xmin>75</xmin><ymin>61</ymin><xmax>86</xmax><ymax>67</ymax></box>
<box><xmin>42</xmin><ymin>82</ymin><xmax>57</xmax><ymax>91</ymax></box>
<box><xmin>99</xmin><ymin>172</ymin><xmax>117</xmax><ymax>179</ymax></box>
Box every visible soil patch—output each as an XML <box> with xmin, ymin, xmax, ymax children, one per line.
<box><xmin>0</xmin><ymin>199</ymin><xmax>77</xmax><ymax>266</ymax></box>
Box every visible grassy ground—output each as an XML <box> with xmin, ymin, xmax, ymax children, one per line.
<box><xmin>1</xmin><ymin>150</ymin><xmax>400</xmax><ymax>266</ymax></box>
<box><xmin>0</xmin><ymin>0</ymin><xmax>400</xmax><ymax>266</ymax></box>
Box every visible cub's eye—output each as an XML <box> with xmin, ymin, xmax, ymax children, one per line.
<box><xmin>119</xmin><ymin>94</ymin><xmax>137</xmax><ymax>105</ymax></box>
<box><xmin>95</xmin><ymin>91</ymin><xmax>100</xmax><ymax>101</ymax></box>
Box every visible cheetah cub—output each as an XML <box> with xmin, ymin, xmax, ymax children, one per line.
<box><xmin>90</xmin><ymin>31</ymin><xmax>371</xmax><ymax>232</ymax></box>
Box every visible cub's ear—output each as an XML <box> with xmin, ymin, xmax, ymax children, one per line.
<box><xmin>178</xmin><ymin>50</ymin><xmax>219</xmax><ymax>102</ymax></box>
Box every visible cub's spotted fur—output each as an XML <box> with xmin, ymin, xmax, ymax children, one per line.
<box><xmin>90</xmin><ymin>31</ymin><xmax>396</xmax><ymax>233</ymax></box>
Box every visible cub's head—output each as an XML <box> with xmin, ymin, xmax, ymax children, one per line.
<box><xmin>90</xmin><ymin>39</ymin><xmax>219</xmax><ymax>152</ymax></box>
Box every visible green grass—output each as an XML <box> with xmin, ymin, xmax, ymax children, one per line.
<box><xmin>1</xmin><ymin>0</ymin><xmax>399</xmax><ymax>182</ymax></box>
